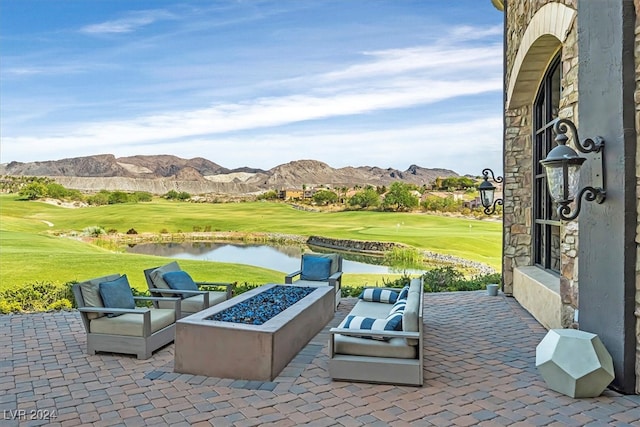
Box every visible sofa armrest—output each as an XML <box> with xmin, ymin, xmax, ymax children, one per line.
<box><xmin>329</xmin><ymin>327</ymin><xmax>420</xmax><ymax>341</ymax></box>
<box><xmin>285</xmin><ymin>270</ymin><xmax>302</xmax><ymax>284</ymax></box>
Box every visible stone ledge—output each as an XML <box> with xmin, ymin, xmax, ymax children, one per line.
<box><xmin>513</xmin><ymin>266</ymin><xmax>561</xmax><ymax>329</ymax></box>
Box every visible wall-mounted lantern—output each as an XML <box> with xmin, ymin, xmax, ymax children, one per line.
<box><xmin>479</xmin><ymin>168</ymin><xmax>503</xmax><ymax>215</ymax></box>
<box><xmin>539</xmin><ymin>118</ymin><xmax>606</xmax><ymax>221</ymax></box>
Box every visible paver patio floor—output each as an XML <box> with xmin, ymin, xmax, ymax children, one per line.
<box><xmin>2</xmin><ymin>291</ymin><xmax>639</xmax><ymax>426</ymax></box>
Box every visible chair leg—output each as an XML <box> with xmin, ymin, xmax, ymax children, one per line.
<box><xmin>137</xmin><ymin>349</ymin><xmax>152</xmax><ymax>360</ymax></box>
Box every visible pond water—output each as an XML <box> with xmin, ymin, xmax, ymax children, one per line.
<box><xmin>126</xmin><ymin>242</ymin><xmax>424</xmax><ymax>274</ymax></box>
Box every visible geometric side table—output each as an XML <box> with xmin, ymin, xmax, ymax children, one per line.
<box><xmin>535</xmin><ymin>329</ymin><xmax>614</xmax><ymax>398</ymax></box>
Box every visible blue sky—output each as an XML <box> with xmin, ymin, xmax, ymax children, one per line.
<box><xmin>0</xmin><ymin>0</ymin><xmax>504</xmax><ymax>175</ymax></box>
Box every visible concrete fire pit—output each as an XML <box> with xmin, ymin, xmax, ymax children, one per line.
<box><xmin>174</xmin><ymin>284</ymin><xmax>334</xmax><ymax>381</ymax></box>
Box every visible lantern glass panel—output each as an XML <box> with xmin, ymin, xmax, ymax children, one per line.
<box><xmin>544</xmin><ymin>163</ymin><xmax>582</xmax><ymax>202</ymax></box>
<box><xmin>480</xmin><ymin>188</ymin><xmax>494</xmax><ymax>208</ymax></box>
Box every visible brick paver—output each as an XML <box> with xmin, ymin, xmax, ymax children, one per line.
<box><xmin>2</xmin><ymin>291</ymin><xmax>639</xmax><ymax>426</ymax></box>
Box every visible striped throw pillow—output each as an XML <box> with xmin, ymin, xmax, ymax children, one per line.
<box><xmin>343</xmin><ymin>313</ymin><xmax>402</xmax><ymax>341</ymax></box>
<box><xmin>358</xmin><ymin>288</ymin><xmax>399</xmax><ymax>304</ymax></box>
<box><xmin>389</xmin><ymin>298</ymin><xmax>407</xmax><ymax>315</ymax></box>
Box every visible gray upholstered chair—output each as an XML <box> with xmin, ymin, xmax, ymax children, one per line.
<box><xmin>143</xmin><ymin>261</ymin><xmax>233</xmax><ymax>317</ymax></box>
<box><xmin>285</xmin><ymin>253</ymin><xmax>342</xmax><ymax>309</ymax></box>
<box><xmin>72</xmin><ymin>273</ymin><xmax>181</xmax><ymax>359</ymax></box>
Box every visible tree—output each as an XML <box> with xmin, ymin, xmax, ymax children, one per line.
<box><xmin>312</xmin><ymin>189</ymin><xmax>338</xmax><ymax>205</ymax></box>
<box><xmin>108</xmin><ymin>191</ymin><xmax>130</xmax><ymax>204</ymax></box>
<box><xmin>257</xmin><ymin>190</ymin><xmax>278</xmax><ymax>200</ymax></box>
<box><xmin>18</xmin><ymin>182</ymin><xmax>47</xmax><ymax>200</ymax></box>
<box><xmin>45</xmin><ymin>183</ymin><xmax>68</xmax><ymax>199</ymax></box>
<box><xmin>87</xmin><ymin>191</ymin><xmax>110</xmax><ymax>206</ymax></box>
<box><xmin>382</xmin><ymin>182</ymin><xmax>419</xmax><ymax>211</ymax></box>
<box><xmin>349</xmin><ymin>187</ymin><xmax>380</xmax><ymax>208</ymax></box>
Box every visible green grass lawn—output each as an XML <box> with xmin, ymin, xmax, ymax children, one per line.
<box><xmin>0</xmin><ymin>195</ymin><xmax>502</xmax><ymax>292</ymax></box>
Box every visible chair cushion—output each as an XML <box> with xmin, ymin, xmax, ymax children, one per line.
<box><xmin>162</xmin><ymin>270</ymin><xmax>198</xmax><ymax>298</ymax></box>
<box><xmin>333</xmin><ymin>335</ymin><xmax>417</xmax><ymax>359</ymax></box>
<box><xmin>79</xmin><ymin>273</ymin><xmax>121</xmax><ymax>320</ymax></box>
<box><xmin>99</xmin><ymin>275</ymin><xmax>135</xmax><ymax>317</ymax></box>
<box><xmin>359</xmin><ymin>288</ymin><xmax>399</xmax><ymax>304</ymax></box>
<box><xmin>349</xmin><ymin>300</ymin><xmax>393</xmax><ymax>319</ymax></box>
<box><xmin>301</xmin><ymin>256</ymin><xmax>332</xmax><ymax>281</ymax></box>
<box><xmin>89</xmin><ymin>308</ymin><xmax>175</xmax><ymax>337</ymax></box>
<box><xmin>158</xmin><ymin>291</ymin><xmax>227</xmax><ymax>312</ymax></box>
<box><xmin>149</xmin><ymin>261</ymin><xmax>181</xmax><ymax>289</ymax></box>
<box><xmin>342</xmin><ymin>314</ymin><xmax>402</xmax><ymax>341</ymax></box>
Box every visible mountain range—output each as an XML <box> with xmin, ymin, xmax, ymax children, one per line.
<box><xmin>0</xmin><ymin>154</ymin><xmax>460</xmax><ymax>194</ymax></box>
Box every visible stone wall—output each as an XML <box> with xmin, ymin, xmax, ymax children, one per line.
<box><xmin>307</xmin><ymin>236</ymin><xmax>496</xmax><ymax>275</ymax></box>
<box><xmin>634</xmin><ymin>0</ymin><xmax>640</xmax><ymax>395</ymax></box>
<box><xmin>307</xmin><ymin>235</ymin><xmax>405</xmax><ymax>253</ymax></box>
<box><xmin>503</xmin><ymin>0</ymin><xmax>579</xmax><ymax>327</ymax></box>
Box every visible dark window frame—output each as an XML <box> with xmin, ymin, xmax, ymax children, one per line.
<box><xmin>533</xmin><ymin>54</ymin><xmax>562</xmax><ymax>273</ymax></box>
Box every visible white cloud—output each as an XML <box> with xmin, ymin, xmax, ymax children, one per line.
<box><xmin>1</xmin><ymin>6</ymin><xmax>504</xmax><ymax>176</ymax></box>
<box><xmin>1</xmin><ymin>74</ymin><xmax>501</xmax><ymax>159</ymax></box>
<box><xmin>80</xmin><ymin>9</ymin><xmax>176</xmax><ymax>34</ymax></box>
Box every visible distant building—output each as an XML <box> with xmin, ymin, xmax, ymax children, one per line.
<box><xmin>278</xmin><ymin>189</ymin><xmax>304</xmax><ymax>200</ymax></box>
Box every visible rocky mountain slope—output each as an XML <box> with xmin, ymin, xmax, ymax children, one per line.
<box><xmin>0</xmin><ymin>154</ymin><xmax>459</xmax><ymax>194</ymax></box>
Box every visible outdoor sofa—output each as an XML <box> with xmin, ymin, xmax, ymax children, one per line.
<box><xmin>72</xmin><ymin>273</ymin><xmax>181</xmax><ymax>359</ymax></box>
<box><xmin>328</xmin><ymin>277</ymin><xmax>424</xmax><ymax>386</ymax></box>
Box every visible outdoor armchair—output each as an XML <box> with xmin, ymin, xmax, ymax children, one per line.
<box><xmin>285</xmin><ymin>252</ymin><xmax>342</xmax><ymax>309</ymax></box>
<box><xmin>72</xmin><ymin>273</ymin><xmax>181</xmax><ymax>359</ymax></box>
<box><xmin>143</xmin><ymin>261</ymin><xmax>233</xmax><ymax>317</ymax></box>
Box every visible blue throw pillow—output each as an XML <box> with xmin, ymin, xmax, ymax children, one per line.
<box><xmin>397</xmin><ymin>285</ymin><xmax>410</xmax><ymax>301</ymax></box>
<box><xmin>99</xmin><ymin>275</ymin><xmax>135</xmax><ymax>317</ymax></box>
<box><xmin>358</xmin><ymin>288</ymin><xmax>399</xmax><ymax>304</ymax></box>
<box><xmin>300</xmin><ymin>256</ymin><xmax>332</xmax><ymax>281</ymax></box>
<box><xmin>162</xmin><ymin>271</ymin><xmax>199</xmax><ymax>298</ymax></box>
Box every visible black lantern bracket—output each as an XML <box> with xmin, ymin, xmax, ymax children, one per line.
<box><xmin>553</xmin><ymin>118</ymin><xmax>606</xmax><ymax>221</ymax></box>
<box><xmin>479</xmin><ymin>168</ymin><xmax>503</xmax><ymax>215</ymax></box>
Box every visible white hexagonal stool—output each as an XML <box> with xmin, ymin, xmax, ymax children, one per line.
<box><xmin>535</xmin><ymin>329</ymin><xmax>614</xmax><ymax>398</ymax></box>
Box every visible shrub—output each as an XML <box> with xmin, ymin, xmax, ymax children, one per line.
<box><xmin>108</xmin><ymin>191</ymin><xmax>130</xmax><ymax>204</ymax></box>
<box><xmin>87</xmin><ymin>191</ymin><xmax>110</xmax><ymax>206</ymax></box>
<box><xmin>226</xmin><ymin>282</ymin><xmax>258</xmax><ymax>296</ymax></box>
<box><xmin>0</xmin><ymin>281</ymin><xmax>75</xmax><ymax>313</ymax></box>
<box><xmin>83</xmin><ymin>226</ymin><xmax>106</xmax><ymax>237</ymax></box>
<box><xmin>421</xmin><ymin>267</ymin><xmax>501</xmax><ymax>293</ymax></box>
<box><xmin>126</xmin><ymin>228</ymin><xmax>138</xmax><ymax>235</ymax></box>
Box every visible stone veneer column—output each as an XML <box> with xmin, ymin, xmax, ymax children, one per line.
<box><xmin>558</xmin><ymin>15</ymin><xmax>579</xmax><ymax>329</ymax></box>
<box><xmin>634</xmin><ymin>0</ymin><xmax>640</xmax><ymax>395</ymax></box>
<box><xmin>503</xmin><ymin>105</ymin><xmax>532</xmax><ymax>295</ymax></box>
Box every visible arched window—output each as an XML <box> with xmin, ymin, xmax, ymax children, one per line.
<box><xmin>533</xmin><ymin>54</ymin><xmax>561</xmax><ymax>273</ymax></box>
